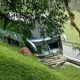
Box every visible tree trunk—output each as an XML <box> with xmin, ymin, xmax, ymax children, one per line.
<box><xmin>64</xmin><ymin>0</ymin><xmax>80</xmax><ymax>35</ymax></box>
<box><xmin>3</xmin><ymin>18</ymin><xmax>8</xmax><ymax>30</ymax></box>
<box><xmin>0</xmin><ymin>11</ymin><xmax>9</xmax><ymax>30</ymax></box>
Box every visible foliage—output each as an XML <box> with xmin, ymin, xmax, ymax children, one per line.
<box><xmin>0</xmin><ymin>0</ymin><xmax>68</xmax><ymax>42</ymax></box>
<box><xmin>73</xmin><ymin>44</ymin><xmax>80</xmax><ymax>51</ymax></box>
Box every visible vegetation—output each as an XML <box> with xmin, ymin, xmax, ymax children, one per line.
<box><xmin>0</xmin><ymin>0</ymin><xmax>80</xmax><ymax>42</ymax></box>
<box><xmin>0</xmin><ymin>0</ymin><xmax>68</xmax><ymax>42</ymax></box>
<box><xmin>0</xmin><ymin>0</ymin><xmax>80</xmax><ymax>80</ymax></box>
<box><xmin>55</xmin><ymin>65</ymin><xmax>80</xmax><ymax>80</ymax></box>
<box><xmin>0</xmin><ymin>41</ymin><xmax>67</xmax><ymax>80</ymax></box>
<box><xmin>0</xmin><ymin>41</ymin><xmax>80</xmax><ymax>80</ymax></box>
<box><xmin>64</xmin><ymin>0</ymin><xmax>80</xmax><ymax>35</ymax></box>
<box><xmin>62</xmin><ymin>11</ymin><xmax>80</xmax><ymax>43</ymax></box>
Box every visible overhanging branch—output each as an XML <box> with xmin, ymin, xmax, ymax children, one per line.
<box><xmin>0</xmin><ymin>11</ymin><xmax>26</xmax><ymax>30</ymax></box>
<box><xmin>64</xmin><ymin>0</ymin><xmax>80</xmax><ymax>35</ymax></box>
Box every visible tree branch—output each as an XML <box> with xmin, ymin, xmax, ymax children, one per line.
<box><xmin>0</xmin><ymin>11</ymin><xmax>25</xmax><ymax>29</ymax></box>
<box><xmin>64</xmin><ymin>0</ymin><xmax>80</xmax><ymax>35</ymax></box>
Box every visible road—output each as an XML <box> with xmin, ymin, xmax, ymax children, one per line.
<box><xmin>63</xmin><ymin>45</ymin><xmax>80</xmax><ymax>60</ymax></box>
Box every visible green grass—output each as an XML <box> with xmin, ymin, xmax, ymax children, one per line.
<box><xmin>0</xmin><ymin>41</ymin><xmax>68</xmax><ymax>80</ymax></box>
<box><xmin>55</xmin><ymin>65</ymin><xmax>80</xmax><ymax>80</ymax></box>
<box><xmin>62</xmin><ymin>11</ymin><xmax>80</xmax><ymax>43</ymax></box>
<box><xmin>0</xmin><ymin>41</ymin><xmax>80</xmax><ymax>80</ymax></box>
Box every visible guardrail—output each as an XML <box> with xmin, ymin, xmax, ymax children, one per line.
<box><xmin>64</xmin><ymin>55</ymin><xmax>80</xmax><ymax>66</ymax></box>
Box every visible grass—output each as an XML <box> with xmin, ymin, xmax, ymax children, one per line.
<box><xmin>0</xmin><ymin>41</ymin><xmax>80</xmax><ymax>80</ymax></box>
<box><xmin>55</xmin><ymin>65</ymin><xmax>80</xmax><ymax>80</ymax></box>
<box><xmin>0</xmin><ymin>41</ymin><xmax>68</xmax><ymax>80</ymax></box>
<box><xmin>62</xmin><ymin>11</ymin><xmax>80</xmax><ymax>43</ymax></box>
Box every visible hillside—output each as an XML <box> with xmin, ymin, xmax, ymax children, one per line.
<box><xmin>69</xmin><ymin>0</ymin><xmax>80</xmax><ymax>11</ymax></box>
<box><xmin>0</xmin><ymin>42</ymin><xmax>80</xmax><ymax>80</ymax></box>
<box><xmin>0</xmin><ymin>42</ymin><xmax>67</xmax><ymax>80</ymax></box>
<box><xmin>62</xmin><ymin>11</ymin><xmax>80</xmax><ymax>43</ymax></box>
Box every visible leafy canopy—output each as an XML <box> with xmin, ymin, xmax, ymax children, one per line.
<box><xmin>0</xmin><ymin>0</ymin><xmax>68</xmax><ymax>41</ymax></box>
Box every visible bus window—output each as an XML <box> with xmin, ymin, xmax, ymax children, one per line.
<box><xmin>48</xmin><ymin>41</ymin><xmax>59</xmax><ymax>49</ymax></box>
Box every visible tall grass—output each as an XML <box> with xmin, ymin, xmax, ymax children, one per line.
<box><xmin>0</xmin><ymin>42</ymin><xmax>67</xmax><ymax>80</ymax></box>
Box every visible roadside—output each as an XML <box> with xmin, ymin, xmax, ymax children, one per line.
<box><xmin>63</xmin><ymin>45</ymin><xmax>80</xmax><ymax>68</ymax></box>
<box><xmin>63</xmin><ymin>45</ymin><xmax>80</xmax><ymax>60</ymax></box>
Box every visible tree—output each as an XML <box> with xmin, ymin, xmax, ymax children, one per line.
<box><xmin>63</xmin><ymin>0</ymin><xmax>80</xmax><ymax>35</ymax></box>
<box><xmin>0</xmin><ymin>0</ymin><xmax>68</xmax><ymax>42</ymax></box>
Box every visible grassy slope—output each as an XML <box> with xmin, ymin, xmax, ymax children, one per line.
<box><xmin>0</xmin><ymin>42</ymin><xmax>67</xmax><ymax>80</ymax></box>
<box><xmin>0</xmin><ymin>41</ymin><xmax>80</xmax><ymax>80</ymax></box>
<box><xmin>63</xmin><ymin>11</ymin><xmax>80</xmax><ymax>43</ymax></box>
<box><xmin>55</xmin><ymin>65</ymin><xmax>80</xmax><ymax>80</ymax></box>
